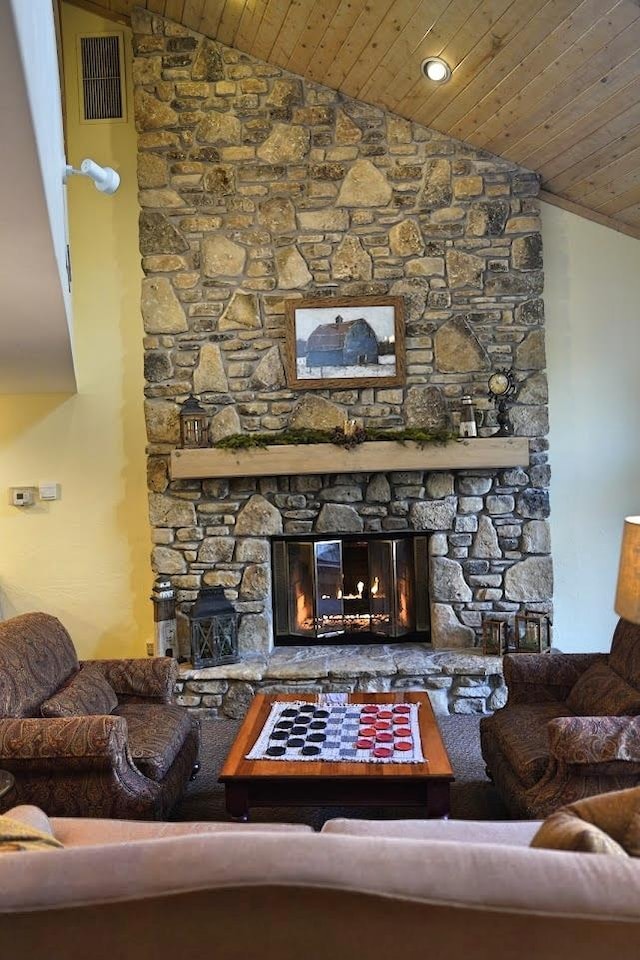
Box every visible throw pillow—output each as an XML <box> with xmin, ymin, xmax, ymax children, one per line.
<box><xmin>566</xmin><ymin>661</ymin><xmax>640</xmax><ymax>717</ymax></box>
<box><xmin>531</xmin><ymin>786</ymin><xmax>640</xmax><ymax>856</ymax></box>
<box><xmin>531</xmin><ymin>810</ymin><xmax>628</xmax><ymax>856</ymax></box>
<box><xmin>0</xmin><ymin>816</ymin><xmax>63</xmax><ymax>853</ymax></box>
<box><xmin>40</xmin><ymin>664</ymin><xmax>118</xmax><ymax>718</ymax></box>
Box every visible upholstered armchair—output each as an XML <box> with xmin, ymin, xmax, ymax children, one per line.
<box><xmin>480</xmin><ymin>619</ymin><xmax>640</xmax><ymax>819</ymax></box>
<box><xmin>0</xmin><ymin>613</ymin><xmax>200</xmax><ymax>819</ymax></box>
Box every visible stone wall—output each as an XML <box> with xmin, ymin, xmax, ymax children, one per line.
<box><xmin>132</xmin><ymin>10</ymin><xmax>552</xmax><ymax>656</ymax></box>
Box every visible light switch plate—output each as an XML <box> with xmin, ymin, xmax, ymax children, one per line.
<box><xmin>39</xmin><ymin>482</ymin><xmax>60</xmax><ymax>501</ymax></box>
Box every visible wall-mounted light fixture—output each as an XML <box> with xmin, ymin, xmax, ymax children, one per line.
<box><xmin>64</xmin><ymin>158</ymin><xmax>120</xmax><ymax>195</ymax></box>
<box><xmin>421</xmin><ymin>57</ymin><xmax>452</xmax><ymax>84</ymax></box>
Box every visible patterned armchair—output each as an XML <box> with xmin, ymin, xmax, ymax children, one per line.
<box><xmin>480</xmin><ymin>619</ymin><xmax>640</xmax><ymax>819</ymax></box>
<box><xmin>0</xmin><ymin>613</ymin><xmax>200</xmax><ymax>819</ymax></box>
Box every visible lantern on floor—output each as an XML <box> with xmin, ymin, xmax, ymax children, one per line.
<box><xmin>180</xmin><ymin>395</ymin><xmax>209</xmax><ymax>448</ymax></box>
<box><xmin>189</xmin><ymin>585</ymin><xmax>239</xmax><ymax>668</ymax></box>
<box><xmin>482</xmin><ymin>617</ymin><xmax>509</xmax><ymax>656</ymax></box>
<box><xmin>150</xmin><ymin>576</ymin><xmax>177</xmax><ymax>658</ymax></box>
<box><xmin>515</xmin><ymin>611</ymin><xmax>551</xmax><ymax>654</ymax></box>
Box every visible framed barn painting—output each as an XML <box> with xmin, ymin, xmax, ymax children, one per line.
<box><xmin>284</xmin><ymin>295</ymin><xmax>405</xmax><ymax>390</ymax></box>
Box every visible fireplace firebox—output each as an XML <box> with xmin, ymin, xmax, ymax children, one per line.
<box><xmin>272</xmin><ymin>533</ymin><xmax>429</xmax><ymax>646</ymax></box>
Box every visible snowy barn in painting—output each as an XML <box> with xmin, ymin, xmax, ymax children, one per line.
<box><xmin>306</xmin><ymin>316</ymin><xmax>379</xmax><ymax>368</ymax></box>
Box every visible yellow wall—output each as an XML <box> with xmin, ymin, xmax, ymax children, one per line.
<box><xmin>0</xmin><ymin>4</ymin><xmax>151</xmax><ymax>658</ymax></box>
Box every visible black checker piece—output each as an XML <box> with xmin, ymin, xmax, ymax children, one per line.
<box><xmin>291</xmin><ymin>725</ymin><xmax>308</xmax><ymax>735</ymax></box>
<box><xmin>281</xmin><ymin>709</ymin><xmax>298</xmax><ymax>718</ymax></box>
<box><xmin>302</xmin><ymin>746</ymin><xmax>321</xmax><ymax>756</ymax></box>
<box><xmin>271</xmin><ymin>730</ymin><xmax>289</xmax><ymax>741</ymax></box>
<box><xmin>287</xmin><ymin>737</ymin><xmax>305</xmax><ymax>748</ymax></box>
<box><xmin>309</xmin><ymin>720</ymin><xmax>327</xmax><ymax>730</ymax></box>
<box><xmin>266</xmin><ymin>746</ymin><xmax>286</xmax><ymax>757</ymax></box>
<box><xmin>306</xmin><ymin>733</ymin><xmax>326</xmax><ymax>743</ymax></box>
<box><xmin>313</xmin><ymin>710</ymin><xmax>330</xmax><ymax>719</ymax></box>
<box><xmin>298</xmin><ymin>704</ymin><xmax>315</xmax><ymax>713</ymax></box>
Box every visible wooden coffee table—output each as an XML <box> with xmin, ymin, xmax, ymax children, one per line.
<box><xmin>219</xmin><ymin>692</ymin><xmax>454</xmax><ymax>821</ymax></box>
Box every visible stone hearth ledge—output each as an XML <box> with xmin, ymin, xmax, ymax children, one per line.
<box><xmin>176</xmin><ymin>644</ymin><xmax>505</xmax><ymax>719</ymax></box>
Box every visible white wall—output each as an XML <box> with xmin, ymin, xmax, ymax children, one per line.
<box><xmin>10</xmin><ymin>0</ymin><xmax>71</xmax><ymax>327</ymax></box>
<box><xmin>0</xmin><ymin>0</ymin><xmax>75</xmax><ymax>391</ymax></box>
<box><xmin>543</xmin><ymin>202</ymin><xmax>640</xmax><ymax>652</ymax></box>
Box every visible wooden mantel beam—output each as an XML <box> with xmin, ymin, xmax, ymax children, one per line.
<box><xmin>170</xmin><ymin>437</ymin><xmax>530</xmax><ymax>480</ymax></box>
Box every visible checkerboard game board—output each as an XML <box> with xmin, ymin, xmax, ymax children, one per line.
<box><xmin>245</xmin><ymin>699</ymin><xmax>426</xmax><ymax>764</ymax></box>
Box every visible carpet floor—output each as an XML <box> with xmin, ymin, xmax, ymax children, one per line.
<box><xmin>174</xmin><ymin>715</ymin><xmax>508</xmax><ymax>828</ymax></box>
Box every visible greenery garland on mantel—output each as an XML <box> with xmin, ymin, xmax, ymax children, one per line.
<box><xmin>215</xmin><ymin>426</ymin><xmax>458</xmax><ymax>452</ymax></box>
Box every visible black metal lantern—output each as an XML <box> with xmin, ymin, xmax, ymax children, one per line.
<box><xmin>180</xmin><ymin>395</ymin><xmax>209</xmax><ymax>448</ymax></box>
<box><xmin>189</xmin><ymin>585</ymin><xmax>239</xmax><ymax>668</ymax></box>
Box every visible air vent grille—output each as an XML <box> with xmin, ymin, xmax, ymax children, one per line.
<box><xmin>80</xmin><ymin>35</ymin><xmax>123</xmax><ymax>121</ymax></box>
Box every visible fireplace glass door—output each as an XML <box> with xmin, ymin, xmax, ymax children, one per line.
<box><xmin>286</xmin><ymin>539</ymin><xmax>344</xmax><ymax>638</ymax></box>
<box><xmin>274</xmin><ymin>534</ymin><xmax>423</xmax><ymax>643</ymax></box>
<box><xmin>369</xmin><ymin>537</ymin><xmax>416</xmax><ymax>637</ymax></box>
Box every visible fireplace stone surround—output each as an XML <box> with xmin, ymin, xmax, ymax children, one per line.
<box><xmin>132</xmin><ymin>11</ymin><xmax>552</xmax><ymax>718</ymax></box>
<box><xmin>172</xmin><ymin>462</ymin><xmax>532</xmax><ymax>718</ymax></box>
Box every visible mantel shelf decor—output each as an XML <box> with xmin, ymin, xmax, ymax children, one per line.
<box><xmin>170</xmin><ymin>437</ymin><xmax>530</xmax><ymax>481</ymax></box>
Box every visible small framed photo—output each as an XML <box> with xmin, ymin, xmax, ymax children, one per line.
<box><xmin>284</xmin><ymin>295</ymin><xmax>405</xmax><ymax>390</ymax></box>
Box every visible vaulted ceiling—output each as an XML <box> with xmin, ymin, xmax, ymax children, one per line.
<box><xmin>83</xmin><ymin>0</ymin><xmax>640</xmax><ymax>238</ymax></box>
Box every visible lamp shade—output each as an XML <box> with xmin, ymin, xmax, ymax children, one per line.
<box><xmin>615</xmin><ymin>516</ymin><xmax>640</xmax><ymax>624</ymax></box>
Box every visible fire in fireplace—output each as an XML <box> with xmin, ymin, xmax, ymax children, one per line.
<box><xmin>272</xmin><ymin>533</ymin><xmax>429</xmax><ymax>646</ymax></box>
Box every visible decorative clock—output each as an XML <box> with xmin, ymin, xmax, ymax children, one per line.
<box><xmin>488</xmin><ymin>370</ymin><xmax>516</xmax><ymax>437</ymax></box>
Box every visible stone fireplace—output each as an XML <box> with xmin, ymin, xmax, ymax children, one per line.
<box><xmin>132</xmin><ymin>10</ymin><xmax>552</xmax><ymax>717</ymax></box>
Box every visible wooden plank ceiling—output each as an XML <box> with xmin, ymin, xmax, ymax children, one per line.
<box><xmin>90</xmin><ymin>0</ymin><xmax>640</xmax><ymax>237</ymax></box>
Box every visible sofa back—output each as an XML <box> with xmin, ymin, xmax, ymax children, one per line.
<box><xmin>610</xmin><ymin>619</ymin><xmax>640</xmax><ymax>689</ymax></box>
<box><xmin>0</xmin><ymin>613</ymin><xmax>78</xmax><ymax>718</ymax></box>
<box><xmin>1</xmin><ymin>833</ymin><xmax>640</xmax><ymax>959</ymax></box>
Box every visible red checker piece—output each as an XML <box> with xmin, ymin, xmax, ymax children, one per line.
<box><xmin>356</xmin><ymin>739</ymin><xmax>374</xmax><ymax>750</ymax></box>
<box><xmin>395</xmin><ymin>741</ymin><xmax>412</xmax><ymax>752</ymax></box>
<box><xmin>374</xmin><ymin>720</ymin><xmax>391</xmax><ymax>730</ymax></box>
<box><xmin>376</xmin><ymin>732</ymin><xmax>394</xmax><ymax>743</ymax></box>
<box><xmin>393</xmin><ymin>705</ymin><xmax>411</xmax><ymax>714</ymax></box>
<box><xmin>360</xmin><ymin>727</ymin><xmax>377</xmax><ymax>738</ymax></box>
<box><xmin>373</xmin><ymin>747</ymin><xmax>393</xmax><ymax>758</ymax></box>
<box><xmin>377</xmin><ymin>710</ymin><xmax>393</xmax><ymax>719</ymax></box>
<box><xmin>361</xmin><ymin>705</ymin><xmax>378</xmax><ymax>714</ymax></box>
<box><xmin>394</xmin><ymin>727</ymin><xmax>412</xmax><ymax>739</ymax></box>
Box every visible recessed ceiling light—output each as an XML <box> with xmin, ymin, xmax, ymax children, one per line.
<box><xmin>421</xmin><ymin>57</ymin><xmax>451</xmax><ymax>83</ymax></box>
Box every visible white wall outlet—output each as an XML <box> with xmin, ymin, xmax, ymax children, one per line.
<box><xmin>10</xmin><ymin>487</ymin><xmax>36</xmax><ymax>507</ymax></box>
<box><xmin>39</xmin><ymin>482</ymin><xmax>60</xmax><ymax>501</ymax></box>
